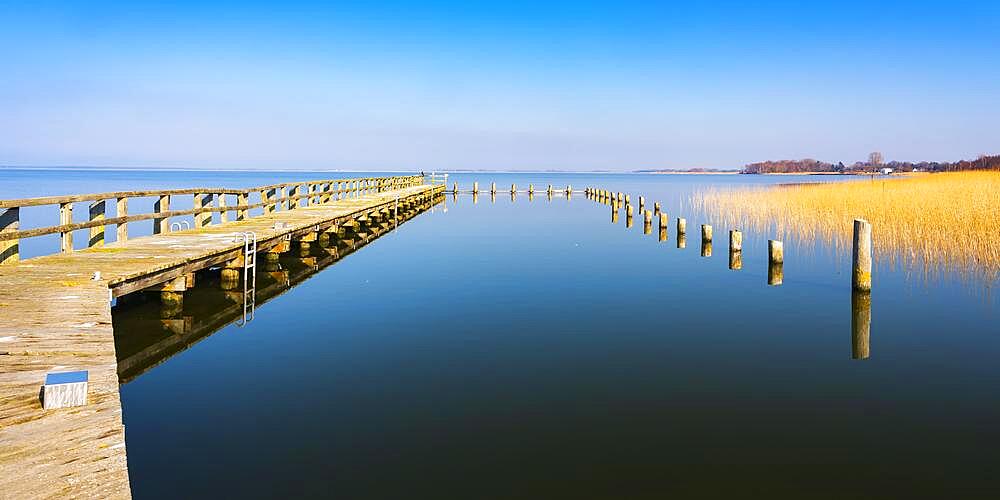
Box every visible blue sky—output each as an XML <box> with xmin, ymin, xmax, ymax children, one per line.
<box><xmin>1</xmin><ymin>0</ymin><xmax>997</xmax><ymax>170</ymax></box>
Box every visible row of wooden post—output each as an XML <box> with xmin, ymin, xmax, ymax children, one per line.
<box><xmin>451</xmin><ymin>182</ymin><xmax>574</xmax><ymax>196</ymax></box>
<box><xmin>584</xmin><ymin>186</ymin><xmax>873</xmax><ymax>291</ymax></box>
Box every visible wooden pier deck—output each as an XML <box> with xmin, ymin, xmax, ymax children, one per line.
<box><xmin>0</xmin><ymin>178</ymin><xmax>442</xmax><ymax>499</ymax></box>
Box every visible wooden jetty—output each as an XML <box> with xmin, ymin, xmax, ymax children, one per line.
<box><xmin>0</xmin><ymin>174</ymin><xmax>443</xmax><ymax>499</ymax></box>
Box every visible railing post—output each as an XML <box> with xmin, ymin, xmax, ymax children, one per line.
<box><xmin>153</xmin><ymin>194</ymin><xmax>170</xmax><ymax>234</ymax></box>
<box><xmin>218</xmin><ymin>193</ymin><xmax>228</xmax><ymax>223</ymax></box>
<box><xmin>289</xmin><ymin>186</ymin><xmax>299</xmax><ymax>210</ymax></box>
<box><xmin>88</xmin><ymin>200</ymin><xmax>105</xmax><ymax>248</ymax></box>
<box><xmin>0</xmin><ymin>207</ymin><xmax>19</xmax><ymax>265</ymax></box>
<box><xmin>116</xmin><ymin>197</ymin><xmax>128</xmax><ymax>243</ymax></box>
<box><xmin>194</xmin><ymin>193</ymin><xmax>213</xmax><ymax>227</ymax></box>
<box><xmin>237</xmin><ymin>192</ymin><xmax>249</xmax><ymax>221</ymax></box>
<box><xmin>59</xmin><ymin>202</ymin><xmax>73</xmax><ymax>252</ymax></box>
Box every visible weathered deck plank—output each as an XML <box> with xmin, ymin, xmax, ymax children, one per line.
<box><xmin>0</xmin><ymin>183</ymin><xmax>440</xmax><ymax>499</ymax></box>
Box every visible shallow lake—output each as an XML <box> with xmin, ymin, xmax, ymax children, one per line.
<box><xmin>6</xmin><ymin>169</ymin><xmax>1000</xmax><ymax>498</ymax></box>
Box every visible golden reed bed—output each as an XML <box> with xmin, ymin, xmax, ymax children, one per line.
<box><xmin>693</xmin><ymin>171</ymin><xmax>1000</xmax><ymax>286</ymax></box>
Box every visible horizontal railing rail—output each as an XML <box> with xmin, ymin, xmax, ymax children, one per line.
<box><xmin>0</xmin><ymin>174</ymin><xmax>424</xmax><ymax>264</ymax></box>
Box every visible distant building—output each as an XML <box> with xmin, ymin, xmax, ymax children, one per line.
<box><xmin>880</xmin><ymin>167</ymin><xmax>894</xmax><ymax>175</ymax></box>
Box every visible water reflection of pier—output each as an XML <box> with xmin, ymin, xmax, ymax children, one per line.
<box><xmin>113</xmin><ymin>192</ymin><xmax>444</xmax><ymax>383</ymax></box>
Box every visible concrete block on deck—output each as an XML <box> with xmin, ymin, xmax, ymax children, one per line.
<box><xmin>42</xmin><ymin>371</ymin><xmax>88</xmax><ymax>409</ymax></box>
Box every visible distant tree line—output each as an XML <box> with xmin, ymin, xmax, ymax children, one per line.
<box><xmin>742</xmin><ymin>154</ymin><xmax>1000</xmax><ymax>174</ymax></box>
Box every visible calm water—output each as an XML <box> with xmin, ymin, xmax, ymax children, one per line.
<box><xmin>5</xmin><ymin>169</ymin><xmax>1000</xmax><ymax>498</ymax></box>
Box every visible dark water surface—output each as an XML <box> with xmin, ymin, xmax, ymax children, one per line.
<box><xmin>6</xmin><ymin>170</ymin><xmax>998</xmax><ymax>498</ymax></box>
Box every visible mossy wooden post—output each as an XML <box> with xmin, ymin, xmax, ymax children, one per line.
<box><xmin>153</xmin><ymin>194</ymin><xmax>170</xmax><ymax>234</ymax></box>
<box><xmin>0</xmin><ymin>207</ymin><xmax>19</xmax><ymax>265</ymax></box>
<box><xmin>218</xmin><ymin>193</ymin><xmax>229</xmax><ymax>223</ymax></box>
<box><xmin>852</xmin><ymin>219</ymin><xmax>872</xmax><ymax>291</ymax></box>
<box><xmin>852</xmin><ymin>290</ymin><xmax>871</xmax><ymax>359</ymax></box>
<box><xmin>768</xmin><ymin>240</ymin><xmax>784</xmax><ymax>285</ymax></box>
<box><xmin>88</xmin><ymin>200</ymin><xmax>105</xmax><ymax>248</ymax></box>
<box><xmin>194</xmin><ymin>193</ymin><xmax>213</xmax><ymax>228</ymax></box>
<box><xmin>58</xmin><ymin>202</ymin><xmax>73</xmax><ymax>253</ymax></box>
<box><xmin>729</xmin><ymin>230</ymin><xmax>742</xmax><ymax>270</ymax></box>
<box><xmin>237</xmin><ymin>192</ymin><xmax>248</xmax><ymax>220</ymax></box>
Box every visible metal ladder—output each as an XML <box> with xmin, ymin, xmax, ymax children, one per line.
<box><xmin>235</xmin><ymin>232</ymin><xmax>257</xmax><ymax>326</ymax></box>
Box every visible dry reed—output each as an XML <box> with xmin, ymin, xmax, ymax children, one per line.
<box><xmin>693</xmin><ymin>171</ymin><xmax>1000</xmax><ymax>286</ymax></box>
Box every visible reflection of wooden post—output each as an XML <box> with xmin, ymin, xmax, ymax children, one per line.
<box><xmin>88</xmin><ymin>200</ymin><xmax>105</xmax><ymax>248</ymax></box>
<box><xmin>60</xmin><ymin>202</ymin><xmax>73</xmax><ymax>253</ymax></box>
<box><xmin>852</xmin><ymin>290</ymin><xmax>871</xmax><ymax>359</ymax></box>
<box><xmin>612</xmin><ymin>203</ymin><xmax>619</xmax><ymax>224</ymax></box>
<box><xmin>0</xmin><ymin>207</ymin><xmax>19</xmax><ymax>265</ymax></box>
<box><xmin>643</xmin><ymin>210</ymin><xmax>652</xmax><ymax>235</ymax></box>
<box><xmin>626</xmin><ymin>205</ymin><xmax>634</xmax><ymax>228</ymax></box>
<box><xmin>701</xmin><ymin>240</ymin><xmax>712</xmax><ymax>257</ymax></box>
<box><xmin>677</xmin><ymin>232</ymin><xmax>687</xmax><ymax>249</ymax></box>
<box><xmin>659</xmin><ymin>213</ymin><xmax>668</xmax><ymax>230</ymax></box>
<box><xmin>852</xmin><ymin>219</ymin><xmax>872</xmax><ymax>291</ymax></box>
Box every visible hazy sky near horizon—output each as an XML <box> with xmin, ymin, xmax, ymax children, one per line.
<box><xmin>1</xmin><ymin>1</ymin><xmax>998</xmax><ymax>171</ymax></box>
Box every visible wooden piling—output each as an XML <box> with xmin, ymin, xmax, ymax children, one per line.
<box><xmin>491</xmin><ymin>181</ymin><xmax>497</xmax><ymax>194</ymax></box>
<box><xmin>653</xmin><ymin>202</ymin><xmax>660</xmax><ymax>215</ymax></box>
<box><xmin>769</xmin><ymin>240</ymin><xmax>783</xmax><ymax>264</ymax></box>
<box><xmin>453</xmin><ymin>182</ymin><xmax>458</xmax><ymax>194</ymax></box>
<box><xmin>512</xmin><ymin>183</ymin><xmax>517</xmax><ymax>194</ymax></box>
<box><xmin>729</xmin><ymin>230</ymin><xmax>742</xmax><ymax>252</ymax></box>
<box><xmin>852</xmin><ymin>219</ymin><xmax>872</xmax><ymax>291</ymax></box>
<box><xmin>643</xmin><ymin>210</ymin><xmax>652</xmax><ymax>234</ymax></box>
<box><xmin>626</xmin><ymin>205</ymin><xmax>634</xmax><ymax>228</ymax></box>
<box><xmin>0</xmin><ymin>207</ymin><xmax>19</xmax><ymax>265</ymax></box>
<box><xmin>473</xmin><ymin>181</ymin><xmax>479</xmax><ymax>194</ymax></box>
<box><xmin>659</xmin><ymin>213</ymin><xmax>668</xmax><ymax>229</ymax></box>
<box><xmin>701</xmin><ymin>224</ymin><xmax>712</xmax><ymax>242</ymax></box>
<box><xmin>677</xmin><ymin>218</ymin><xmax>686</xmax><ymax>235</ymax></box>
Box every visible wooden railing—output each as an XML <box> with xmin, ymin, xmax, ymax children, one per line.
<box><xmin>0</xmin><ymin>175</ymin><xmax>423</xmax><ymax>265</ymax></box>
